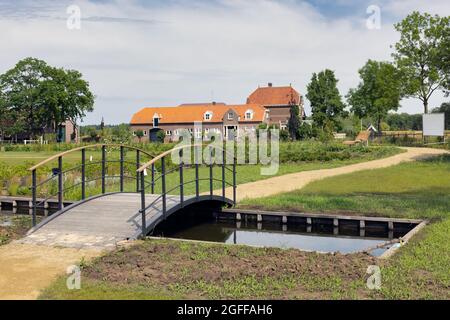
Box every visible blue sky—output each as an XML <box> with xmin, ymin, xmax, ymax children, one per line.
<box><xmin>0</xmin><ymin>0</ymin><xmax>449</xmax><ymax>125</ymax></box>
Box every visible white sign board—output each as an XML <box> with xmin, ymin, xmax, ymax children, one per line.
<box><xmin>423</xmin><ymin>113</ymin><xmax>445</xmax><ymax>137</ymax></box>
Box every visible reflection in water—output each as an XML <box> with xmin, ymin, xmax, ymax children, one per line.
<box><xmin>152</xmin><ymin>205</ymin><xmax>414</xmax><ymax>257</ymax></box>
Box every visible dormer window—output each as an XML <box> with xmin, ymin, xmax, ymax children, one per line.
<box><xmin>204</xmin><ymin>111</ymin><xmax>213</xmax><ymax>121</ymax></box>
<box><xmin>228</xmin><ymin>112</ymin><xmax>233</xmax><ymax>120</ymax></box>
<box><xmin>153</xmin><ymin>113</ymin><xmax>160</xmax><ymax>127</ymax></box>
<box><xmin>245</xmin><ymin>109</ymin><xmax>254</xmax><ymax>120</ymax></box>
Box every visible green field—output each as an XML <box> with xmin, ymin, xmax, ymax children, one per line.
<box><xmin>0</xmin><ymin>145</ymin><xmax>402</xmax><ymax>200</ymax></box>
<box><xmin>240</xmin><ymin>155</ymin><xmax>450</xmax><ymax>220</ymax></box>
<box><xmin>39</xmin><ymin>155</ymin><xmax>450</xmax><ymax>299</ymax></box>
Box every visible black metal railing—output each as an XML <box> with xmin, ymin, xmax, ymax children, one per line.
<box><xmin>136</xmin><ymin>144</ymin><xmax>237</xmax><ymax>237</ymax></box>
<box><xmin>29</xmin><ymin>144</ymin><xmax>155</xmax><ymax>227</ymax></box>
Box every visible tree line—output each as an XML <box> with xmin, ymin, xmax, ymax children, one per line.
<box><xmin>0</xmin><ymin>57</ymin><xmax>94</xmax><ymax>141</ymax></box>
<box><xmin>288</xmin><ymin>11</ymin><xmax>449</xmax><ymax>140</ymax></box>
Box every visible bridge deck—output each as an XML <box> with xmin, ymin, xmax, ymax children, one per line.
<box><xmin>19</xmin><ymin>193</ymin><xmax>195</xmax><ymax>249</ymax></box>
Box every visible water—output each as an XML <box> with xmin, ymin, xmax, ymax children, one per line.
<box><xmin>153</xmin><ymin>217</ymin><xmax>414</xmax><ymax>257</ymax></box>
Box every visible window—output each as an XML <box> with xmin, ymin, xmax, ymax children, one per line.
<box><xmin>153</xmin><ymin>118</ymin><xmax>159</xmax><ymax>127</ymax></box>
<box><xmin>174</xmin><ymin>130</ymin><xmax>179</xmax><ymax>136</ymax></box>
<box><xmin>228</xmin><ymin>112</ymin><xmax>233</xmax><ymax>120</ymax></box>
<box><xmin>166</xmin><ymin>130</ymin><xmax>172</xmax><ymax>136</ymax></box>
<box><xmin>143</xmin><ymin>130</ymin><xmax>147</xmax><ymax>136</ymax></box>
<box><xmin>204</xmin><ymin>111</ymin><xmax>213</xmax><ymax>121</ymax></box>
<box><xmin>245</xmin><ymin>109</ymin><xmax>254</xmax><ymax>120</ymax></box>
<box><xmin>204</xmin><ymin>128</ymin><xmax>210</xmax><ymax>133</ymax></box>
<box><xmin>280</xmin><ymin>124</ymin><xmax>287</xmax><ymax>130</ymax></box>
<box><xmin>132</xmin><ymin>131</ymin><xmax>136</xmax><ymax>136</ymax></box>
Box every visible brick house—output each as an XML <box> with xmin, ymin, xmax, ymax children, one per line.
<box><xmin>130</xmin><ymin>103</ymin><xmax>269</xmax><ymax>142</ymax></box>
<box><xmin>130</xmin><ymin>83</ymin><xmax>304</xmax><ymax>142</ymax></box>
<box><xmin>247</xmin><ymin>83</ymin><xmax>305</xmax><ymax>129</ymax></box>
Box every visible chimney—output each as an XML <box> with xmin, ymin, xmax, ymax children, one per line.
<box><xmin>212</xmin><ymin>101</ymin><xmax>216</xmax><ymax>105</ymax></box>
<box><xmin>268</xmin><ymin>82</ymin><xmax>273</xmax><ymax>87</ymax></box>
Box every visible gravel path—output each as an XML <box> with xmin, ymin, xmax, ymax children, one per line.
<box><xmin>227</xmin><ymin>147</ymin><xmax>448</xmax><ymax>202</ymax></box>
<box><xmin>0</xmin><ymin>146</ymin><xmax>447</xmax><ymax>300</ymax></box>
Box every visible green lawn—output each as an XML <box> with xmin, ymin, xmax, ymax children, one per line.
<box><xmin>1</xmin><ymin>146</ymin><xmax>402</xmax><ymax>200</ymax></box>
<box><xmin>239</xmin><ymin>155</ymin><xmax>450</xmax><ymax>220</ymax></box>
<box><xmin>39</xmin><ymin>155</ymin><xmax>450</xmax><ymax>299</ymax></box>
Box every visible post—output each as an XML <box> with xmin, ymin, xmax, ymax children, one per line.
<box><xmin>232</xmin><ymin>157</ymin><xmax>237</xmax><ymax>206</ymax></box>
<box><xmin>58</xmin><ymin>156</ymin><xmax>63</xmax><ymax>210</ymax></box>
<box><xmin>120</xmin><ymin>146</ymin><xmax>124</xmax><ymax>192</ymax></box>
<box><xmin>140</xmin><ymin>171</ymin><xmax>146</xmax><ymax>237</ymax></box>
<box><xmin>101</xmin><ymin>145</ymin><xmax>106</xmax><ymax>194</ymax></box>
<box><xmin>31</xmin><ymin>169</ymin><xmax>37</xmax><ymax>227</ymax></box>
<box><xmin>209</xmin><ymin>147</ymin><xmax>213</xmax><ymax>198</ymax></box>
<box><xmin>179</xmin><ymin>161</ymin><xmax>184</xmax><ymax>206</ymax></box>
<box><xmin>81</xmin><ymin>148</ymin><xmax>86</xmax><ymax>200</ymax></box>
<box><xmin>161</xmin><ymin>157</ymin><xmax>166</xmax><ymax>219</ymax></box>
<box><xmin>222</xmin><ymin>149</ymin><xmax>226</xmax><ymax>200</ymax></box>
<box><xmin>136</xmin><ymin>150</ymin><xmax>140</xmax><ymax>192</ymax></box>
<box><xmin>151</xmin><ymin>163</ymin><xmax>155</xmax><ymax>194</ymax></box>
<box><xmin>195</xmin><ymin>162</ymin><xmax>199</xmax><ymax>200</ymax></box>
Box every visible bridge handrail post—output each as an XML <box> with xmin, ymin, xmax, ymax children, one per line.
<box><xmin>179</xmin><ymin>149</ymin><xmax>184</xmax><ymax>207</ymax></box>
<box><xmin>151</xmin><ymin>163</ymin><xmax>155</xmax><ymax>194</ymax></box>
<box><xmin>194</xmin><ymin>144</ymin><xmax>200</xmax><ymax>200</ymax></box>
<box><xmin>31</xmin><ymin>169</ymin><xmax>37</xmax><ymax>226</ymax></box>
<box><xmin>233</xmin><ymin>156</ymin><xmax>237</xmax><ymax>206</ymax></box>
<box><xmin>161</xmin><ymin>156</ymin><xmax>166</xmax><ymax>219</ymax></box>
<box><xmin>58</xmin><ymin>156</ymin><xmax>63</xmax><ymax>210</ymax></box>
<box><xmin>209</xmin><ymin>146</ymin><xmax>213</xmax><ymax>198</ymax></box>
<box><xmin>222</xmin><ymin>148</ymin><xmax>226</xmax><ymax>200</ymax></box>
<box><xmin>136</xmin><ymin>150</ymin><xmax>140</xmax><ymax>192</ymax></box>
<box><xmin>81</xmin><ymin>149</ymin><xmax>86</xmax><ymax>200</ymax></box>
<box><xmin>140</xmin><ymin>171</ymin><xmax>146</xmax><ymax>237</ymax></box>
<box><xmin>101</xmin><ymin>145</ymin><xmax>106</xmax><ymax>194</ymax></box>
<box><xmin>120</xmin><ymin>146</ymin><xmax>124</xmax><ymax>192</ymax></box>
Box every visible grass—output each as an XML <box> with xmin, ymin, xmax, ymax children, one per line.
<box><xmin>39</xmin><ymin>154</ymin><xmax>450</xmax><ymax>300</ymax></box>
<box><xmin>239</xmin><ymin>155</ymin><xmax>450</xmax><ymax>220</ymax></box>
<box><xmin>1</xmin><ymin>145</ymin><xmax>402</xmax><ymax>200</ymax></box>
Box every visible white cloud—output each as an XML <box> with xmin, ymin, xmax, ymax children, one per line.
<box><xmin>0</xmin><ymin>0</ymin><xmax>448</xmax><ymax>124</ymax></box>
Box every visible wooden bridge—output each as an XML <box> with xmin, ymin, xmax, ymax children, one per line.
<box><xmin>23</xmin><ymin>144</ymin><xmax>236</xmax><ymax>248</ymax></box>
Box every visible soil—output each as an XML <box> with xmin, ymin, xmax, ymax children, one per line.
<box><xmin>84</xmin><ymin>240</ymin><xmax>378</xmax><ymax>299</ymax></box>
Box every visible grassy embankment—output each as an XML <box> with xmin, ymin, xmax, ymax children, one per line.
<box><xmin>39</xmin><ymin>155</ymin><xmax>450</xmax><ymax>299</ymax></box>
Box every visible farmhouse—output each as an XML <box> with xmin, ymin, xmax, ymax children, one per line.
<box><xmin>247</xmin><ymin>83</ymin><xmax>306</xmax><ymax>128</ymax></box>
<box><xmin>130</xmin><ymin>103</ymin><xmax>268</xmax><ymax>142</ymax></box>
<box><xmin>129</xmin><ymin>83</ymin><xmax>305</xmax><ymax>142</ymax></box>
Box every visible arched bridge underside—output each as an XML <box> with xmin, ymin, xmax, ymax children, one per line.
<box><xmin>22</xmin><ymin>193</ymin><xmax>233</xmax><ymax>249</ymax></box>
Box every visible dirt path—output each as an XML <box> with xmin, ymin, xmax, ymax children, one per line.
<box><xmin>0</xmin><ymin>243</ymin><xmax>101</xmax><ymax>300</ymax></box>
<box><xmin>0</xmin><ymin>147</ymin><xmax>447</xmax><ymax>300</ymax></box>
<box><xmin>227</xmin><ymin>147</ymin><xmax>448</xmax><ymax>202</ymax></box>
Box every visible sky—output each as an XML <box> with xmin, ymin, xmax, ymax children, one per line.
<box><xmin>0</xmin><ymin>0</ymin><xmax>449</xmax><ymax>125</ymax></box>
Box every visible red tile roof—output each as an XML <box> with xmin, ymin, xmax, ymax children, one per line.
<box><xmin>130</xmin><ymin>104</ymin><xmax>266</xmax><ymax>125</ymax></box>
<box><xmin>247</xmin><ymin>85</ymin><xmax>301</xmax><ymax>106</ymax></box>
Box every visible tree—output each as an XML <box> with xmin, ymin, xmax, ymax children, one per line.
<box><xmin>306</xmin><ymin>69</ymin><xmax>345</xmax><ymax>130</ymax></box>
<box><xmin>0</xmin><ymin>57</ymin><xmax>94</xmax><ymax>140</ymax></box>
<box><xmin>135</xmin><ymin>129</ymin><xmax>144</xmax><ymax>142</ymax></box>
<box><xmin>287</xmin><ymin>104</ymin><xmax>300</xmax><ymax>140</ymax></box>
<box><xmin>0</xmin><ymin>58</ymin><xmax>51</xmax><ymax>138</ymax></box>
<box><xmin>432</xmin><ymin>102</ymin><xmax>450</xmax><ymax>129</ymax></box>
<box><xmin>347</xmin><ymin>60</ymin><xmax>403</xmax><ymax>133</ymax></box>
<box><xmin>392</xmin><ymin>12</ymin><xmax>450</xmax><ymax>113</ymax></box>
